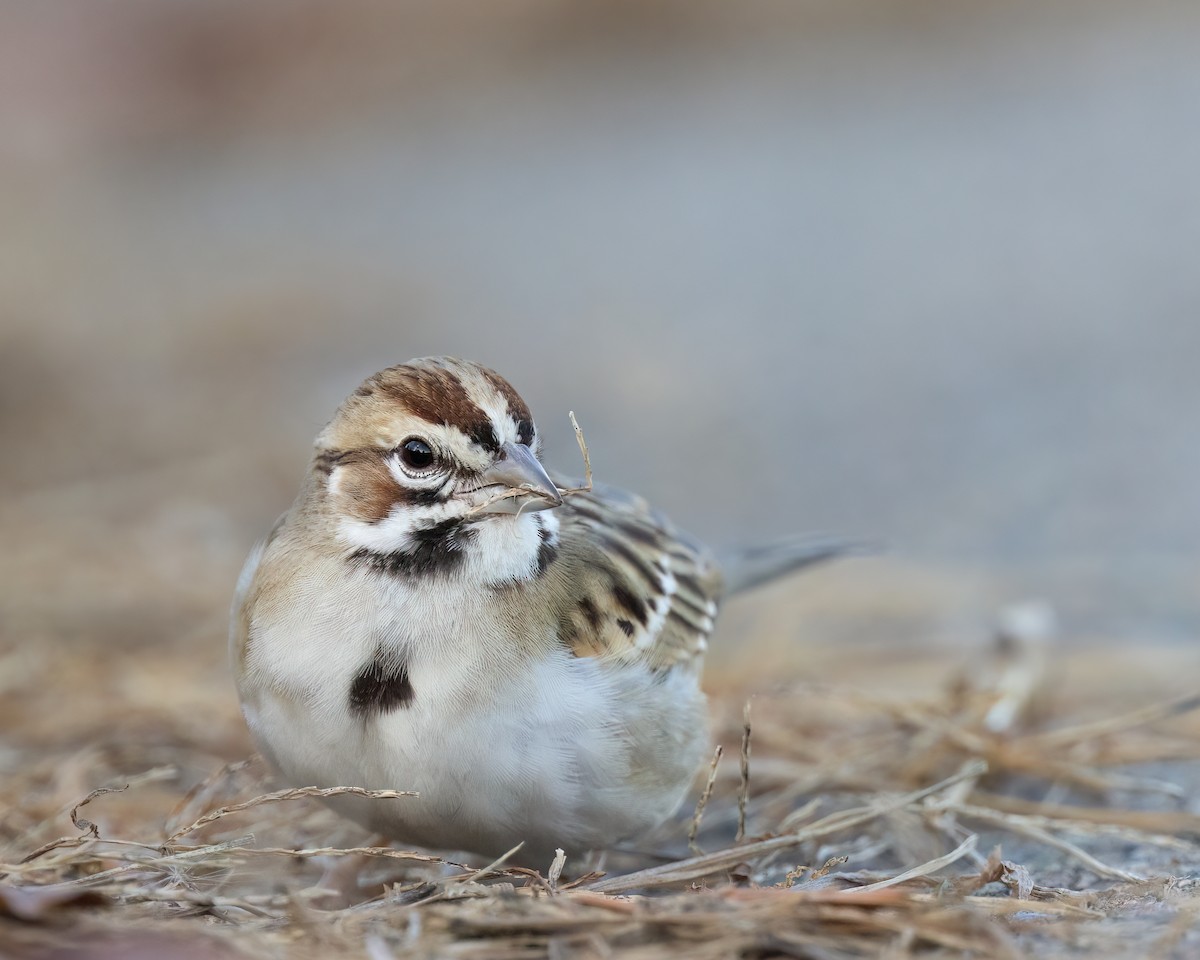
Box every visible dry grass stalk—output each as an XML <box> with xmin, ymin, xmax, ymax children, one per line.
<box><xmin>688</xmin><ymin>745</ymin><xmax>723</xmax><ymax>854</ymax></box>
<box><xmin>973</xmin><ymin>791</ymin><xmax>1200</xmax><ymax>835</ymax></box>
<box><xmin>957</xmin><ymin>895</ymin><xmax>1106</xmax><ymax>920</ymax></box>
<box><xmin>736</xmin><ymin>700</ymin><xmax>752</xmax><ymax>843</ymax></box>
<box><xmin>946</xmin><ymin>807</ymin><xmax>1144</xmax><ymax>882</ymax></box>
<box><xmin>246</xmin><ymin>845</ymin><xmax>452</xmax><ymax>865</ymax></box>
<box><xmin>565</xmin><ymin>410</ymin><xmax>593</xmax><ymax>493</ymax></box>
<box><xmin>843</xmin><ymin>834</ymin><xmax>979</xmax><ymax>895</ymax></box>
<box><xmin>163</xmin><ymin>786</ymin><xmax>418</xmax><ymax>845</ymax></box>
<box><xmin>546</xmin><ymin>849</ymin><xmax>566</xmax><ymax>892</ymax></box>
<box><xmin>1025</xmin><ymin>689</ymin><xmax>1200</xmax><ymax>749</ymax></box>
<box><xmin>946</xmin><ymin>801</ymin><xmax>1200</xmax><ymax>855</ymax></box>
<box><xmin>587</xmin><ymin>762</ymin><xmax>988</xmax><ymax>894</ymax></box>
<box><xmin>464</xmin><ymin>842</ymin><xmax>526</xmax><ymax>883</ymax></box>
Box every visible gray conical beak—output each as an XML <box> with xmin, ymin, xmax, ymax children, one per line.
<box><xmin>477</xmin><ymin>442</ymin><xmax>563</xmax><ymax>513</ymax></box>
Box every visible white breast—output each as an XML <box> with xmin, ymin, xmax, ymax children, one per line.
<box><xmin>238</xmin><ymin>568</ymin><xmax>708</xmax><ymax>864</ymax></box>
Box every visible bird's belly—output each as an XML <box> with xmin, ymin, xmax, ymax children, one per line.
<box><xmin>245</xmin><ymin>655</ymin><xmax>709</xmax><ymax>864</ymax></box>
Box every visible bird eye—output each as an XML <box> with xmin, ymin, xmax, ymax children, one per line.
<box><xmin>399</xmin><ymin>438</ymin><xmax>436</xmax><ymax>471</ymax></box>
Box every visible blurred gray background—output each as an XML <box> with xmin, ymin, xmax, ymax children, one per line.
<box><xmin>3</xmin><ymin>0</ymin><xmax>1199</xmax><ymax>677</ymax></box>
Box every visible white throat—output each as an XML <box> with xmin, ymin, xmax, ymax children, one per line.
<box><xmin>337</xmin><ymin>508</ymin><xmax>560</xmax><ymax>587</ymax></box>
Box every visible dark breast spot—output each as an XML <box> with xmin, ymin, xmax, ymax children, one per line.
<box><xmin>349</xmin><ymin>649</ymin><xmax>414</xmax><ymax>716</ymax></box>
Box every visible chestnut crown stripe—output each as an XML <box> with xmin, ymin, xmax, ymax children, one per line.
<box><xmin>355</xmin><ymin>360</ymin><xmax>534</xmax><ymax>453</ymax></box>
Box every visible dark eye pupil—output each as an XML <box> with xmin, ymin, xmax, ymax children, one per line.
<box><xmin>401</xmin><ymin>439</ymin><xmax>435</xmax><ymax>469</ymax></box>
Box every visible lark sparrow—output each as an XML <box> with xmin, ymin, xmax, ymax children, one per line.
<box><xmin>232</xmin><ymin>357</ymin><xmax>850</xmax><ymax>865</ymax></box>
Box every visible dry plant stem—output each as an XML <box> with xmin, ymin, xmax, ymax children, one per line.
<box><xmin>14</xmin><ymin>835</ymin><xmax>204</xmax><ymax>871</ymax></box>
<box><xmin>462</xmin><ymin>486</ymin><xmax>554</xmax><ymax>516</ymax></box>
<box><xmin>70</xmin><ymin>785</ymin><xmax>130</xmax><ymax>839</ymax></box>
<box><xmin>927</xmin><ymin>759</ymin><xmax>991</xmax><ymax>871</ymax></box>
<box><xmin>586</xmin><ymin>761</ymin><xmax>987</xmax><ymax>893</ymax></box>
<box><xmin>163</xmin><ymin>786</ymin><xmax>417</xmax><ymax>845</ymax></box>
<box><xmin>17</xmin><ymin>836</ymin><xmax>93</xmax><ymax>865</ymax></box>
<box><xmin>554</xmin><ymin>411</ymin><xmax>594</xmax><ymax>499</ymax></box>
<box><xmin>567</xmin><ymin>410</ymin><xmax>593</xmax><ymax>492</ymax></box>
<box><xmin>117</xmin><ymin>887</ymin><xmax>283</xmax><ymax>919</ymax></box>
<box><xmin>843</xmin><ymin>834</ymin><xmax>978</xmax><ymax>895</ymax></box>
<box><xmin>164</xmin><ymin>756</ymin><xmax>258</xmax><ymax>836</ymax></box>
<box><xmin>1024</xmin><ymin>690</ymin><xmax>1200</xmax><ymax>749</ymax></box>
<box><xmin>464</xmin><ymin>842</ymin><xmax>525</xmax><ymax>883</ymax></box>
<box><xmin>974</xmin><ymin>791</ymin><xmax>1200</xmax><ymax>834</ymax></box>
<box><xmin>956</xmin><ymin>895</ymin><xmax>1106</xmax><ymax>920</ymax></box>
<box><xmin>776</xmin><ymin>797</ymin><xmax>822</xmax><ymax>833</ymax></box>
<box><xmin>944</xmin><ymin>804</ymin><xmax>1148</xmax><ymax>881</ymax></box>
<box><xmin>737</xmin><ymin>701</ymin><xmax>752</xmax><ymax>843</ymax></box>
<box><xmin>946</xmin><ymin>802</ymin><xmax>1200</xmax><ymax>854</ymax></box>
<box><xmin>58</xmin><ymin>835</ymin><xmax>256</xmax><ymax>888</ymax></box>
<box><xmin>887</xmin><ymin>699</ymin><xmax>1178</xmax><ymax>797</ymax></box>
<box><xmin>808</xmin><ymin>854</ymin><xmax>849</xmax><ymax>881</ymax></box>
<box><xmin>247</xmin><ymin>845</ymin><xmax>456</xmax><ymax>866</ymax></box>
<box><xmin>689</xmin><ymin>745</ymin><xmax>724</xmax><ymax>854</ymax></box>
<box><xmin>547</xmin><ymin>848</ymin><xmax>567</xmax><ymax>892</ymax></box>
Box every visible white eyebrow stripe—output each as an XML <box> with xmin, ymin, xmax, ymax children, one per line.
<box><xmin>451</xmin><ymin>363</ymin><xmax>527</xmax><ymax>448</ymax></box>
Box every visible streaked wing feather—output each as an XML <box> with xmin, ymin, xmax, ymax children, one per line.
<box><xmin>551</xmin><ymin>482</ymin><xmax>722</xmax><ymax>672</ymax></box>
